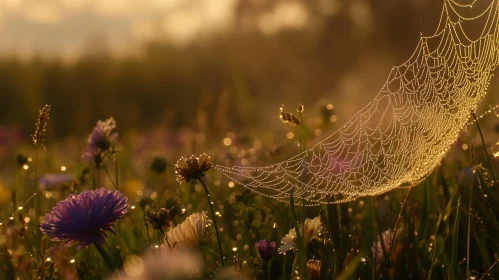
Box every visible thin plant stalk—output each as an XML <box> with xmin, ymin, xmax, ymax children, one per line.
<box><xmin>467</xmin><ymin>145</ymin><xmax>475</xmax><ymax>278</ymax></box>
<box><xmin>267</xmin><ymin>259</ymin><xmax>272</xmax><ymax>280</ymax></box>
<box><xmin>466</xmin><ymin>173</ymin><xmax>473</xmax><ymax>278</ymax></box>
<box><xmin>101</xmin><ymin>157</ymin><xmax>148</xmax><ymax>245</ymax></box>
<box><xmin>102</xmin><ymin>165</ymin><xmax>118</xmax><ymax>190</ymax></box>
<box><xmin>143</xmin><ymin>211</ymin><xmax>152</xmax><ymax>244</ymax></box>
<box><xmin>472</xmin><ymin>112</ymin><xmax>497</xmax><ymax>185</ymax></box>
<box><xmin>387</xmin><ymin>187</ymin><xmax>411</xmax><ymax>262</ymax></box>
<box><xmin>479</xmin><ymin>259</ymin><xmax>499</xmax><ymax>280</ymax></box>
<box><xmin>199</xmin><ymin>178</ymin><xmax>225</xmax><ymax>268</ymax></box>
<box><xmin>34</xmin><ymin>148</ymin><xmax>40</xmax><ymax>264</ymax></box>
<box><xmin>94</xmin><ymin>242</ymin><xmax>115</xmax><ymax>270</ymax></box>
<box><xmin>297</xmin><ymin>109</ymin><xmax>309</xmax><ymax>277</ymax></box>
<box><xmin>449</xmin><ymin>197</ymin><xmax>461</xmax><ymax>279</ymax></box>
<box><xmin>92</xmin><ymin>165</ymin><xmax>98</xmax><ymax>190</ymax></box>
<box><xmin>290</xmin><ymin>190</ymin><xmax>308</xmax><ymax>280</ymax></box>
<box><xmin>164</xmin><ymin>229</ymin><xmax>173</xmax><ymax>249</ymax></box>
<box><xmin>298</xmin><ymin>113</ymin><xmax>306</xmax><ymax>238</ymax></box>
<box><xmin>239</xmin><ymin>208</ymin><xmax>249</xmax><ymax>270</ymax></box>
<box><xmin>114</xmin><ymin>151</ymin><xmax>119</xmax><ymax>189</ymax></box>
<box><xmin>157</xmin><ymin>230</ymin><xmax>162</xmax><ymax>245</ymax></box>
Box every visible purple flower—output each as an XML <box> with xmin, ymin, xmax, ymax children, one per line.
<box><xmin>255</xmin><ymin>239</ymin><xmax>276</xmax><ymax>261</ymax></box>
<box><xmin>82</xmin><ymin>118</ymin><xmax>118</xmax><ymax>165</ymax></box>
<box><xmin>40</xmin><ymin>188</ymin><xmax>128</xmax><ymax>248</ymax></box>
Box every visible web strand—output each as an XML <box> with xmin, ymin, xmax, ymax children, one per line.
<box><xmin>216</xmin><ymin>0</ymin><xmax>499</xmax><ymax>205</ymax></box>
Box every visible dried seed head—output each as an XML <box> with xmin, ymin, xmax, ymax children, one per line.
<box><xmin>297</xmin><ymin>104</ymin><xmax>304</xmax><ymax>114</ymax></box>
<box><xmin>32</xmin><ymin>104</ymin><xmax>51</xmax><ymax>148</ymax></box>
<box><xmin>174</xmin><ymin>153</ymin><xmax>212</xmax><ymax>184</ymax></box>
<box><xmin>279</xmin><ymin>105</ymin><xmax>301</xmax><ymax>126</ymax></box>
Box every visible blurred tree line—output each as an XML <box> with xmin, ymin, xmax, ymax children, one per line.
<box><xmin>0</xmin><ymin>0</ymin><xmax>441</xmax><ymax>139</ymax></box>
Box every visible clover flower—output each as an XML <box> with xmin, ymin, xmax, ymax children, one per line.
<box><xmin>166</xmin><ymin>212</ymin><xmax>212</xmax><ymax>248</ymax></box>
<box><xmin>255</xmin><ymin>240</ymin><xmax>276</xmax><ymax>262</ymax></box>
<box><xmin>40</xmin><ymin>188</ymin><xmax>128</xmax><ymax>248</ymax></box>
<box><xmin>174</xmin><ymin>153</ymin><xmax>212</xmax><ymax>184</ymax></box>
<box><xmin>278</xmin><ymin>217</ymin><xmax>322</xmax><ymax>253</ymax></box>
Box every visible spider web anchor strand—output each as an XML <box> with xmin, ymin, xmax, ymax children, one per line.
<box><xmin>216</xmin><ymin>0</ymin><xmax>499</xmax><ymax>205</ymax></box>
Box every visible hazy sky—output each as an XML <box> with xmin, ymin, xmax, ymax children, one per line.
<box><xmin>0</xmin><ymin>0</ymin><xmax>319</xmax><ymax>60</ymax></box>
<box><xmin>0</xmin><ymin>0</ymin><xmax>241</xmax><ymax>59</ymax></box>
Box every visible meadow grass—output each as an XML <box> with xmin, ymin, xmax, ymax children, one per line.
<box><xmin>0</xmin><ymin>104</ymin><xmax>498</xmax><ymax>280</ymax></box>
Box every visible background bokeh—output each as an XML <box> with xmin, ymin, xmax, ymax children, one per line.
<box><xmin>2</xmin><ymin>0</ymin><xmax>499</xmax><ymax>202</ymax></box>
<box><xmin>1</xmin><ymin>0</ymin><xmax>467</xmax><ymax>139</ymax></box>
<box><xmin>1</xmin><ymin>1</ymin><xmax>499</xmax><ymax>279</ymax></box>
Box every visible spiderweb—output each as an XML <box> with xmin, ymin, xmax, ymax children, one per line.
<box><xmin>215</xmin><ymin>0</ymin><xmax>499</xmax><ymax>205</ymax></box>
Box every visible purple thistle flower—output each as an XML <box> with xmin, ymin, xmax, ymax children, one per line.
<box><xmin>40</xmin><ymin>188</ymin><xmax>128</xmax><ymax>249</ymax></box>
<box><xmin>255</xmin><ymin>239</ymin><xmax>276</xmax><ymax>261</ymax></box>
<box><xmin>82</xmin><ymin>118</ymin><xmax>118</xmax><ymax>165</ymax></box>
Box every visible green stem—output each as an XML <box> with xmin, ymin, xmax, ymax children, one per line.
<box><xmin>299</xmin><ymin>119</ymin><xmax>306</xmax><ymax>241</ymax></box>
<box><xmin>290</xmin><ymin>190</ymin><xmax>308</xmax><ymax>280</ymax></box>
<box><xmin>163</xmin><ymin>229</ymin><xmax>172</xmax><ymax>249</ymax></box>
<box><xmin>34</xmin><ymin>148</ymin><xmax>40</xmax><ymax>264</ymax></box>
<box><xmin>199</xmin><ymin>178</ymin><xmax>225</xmax><ymax>268</ymax></box>
<box><xmin>157</xmin><ymin>230</ymin><xmax>162</xmax><ymax>245</ymax></box>
<box><xmin>480</xmin><ymin>259</ymin><xmax>499</xmax><ymax>280</ymax></box>
<box><xmin>143</xmin><ymin>211</ymin><xmax>152</xmax><ymax>244</ymax></box>
<box><xmin>114</xmin><ymin>153</ymin><xmax>119</xmax><ymax>189</ymax></box>
<box><xmin>298</xmin><ymin>110</ymin><xmax>308</xmax><ymax>277</ymax></box>
<box><xmin>387</xmin><ymin>188</ymin><xmax>411</xmax><ymax>262</ymax></box>
<box><xmin>102</xmin><ymin>165</ymin><xmax>118</xmax><ymax>190</ymax></box>
<box><xmin>93</xmin><ymin>242</ymin><xmax>115</xmax><ymax>271</ymax></box>
<box><xmin>92</xmin><ymin>165</ymin><xmax>98</xmax><ymax>190</ymax></box>
<box><xmin>239</xmin><ymin>208</ymin><xmax>248</xmax><ymax>270</ymax></box>
<box><xmin>267</xmin><ymin>259</ymin><xmax>272</xmax><ymax>280</ymax></box>
<box><xmin>103</xmin><ymin>161</ymin><xmax>148</xmax><ymax>245</ymax></box>
<box><xmin>472</xmin><ymin>112</ymin><xmax>497</xmax><ymax>186</ymax></box>
<box><xmin>466</xmin><ymin>172</ymin><xmax>474</xmax><ymax>278</ymax></box>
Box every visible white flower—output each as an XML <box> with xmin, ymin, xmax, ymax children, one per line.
<box><xmin>278</xmin><ymin>216</ymin><xmax>322</xmax><ymax>253</ymax></box>
<box><xmin>166</xmin><ymin>212</ymin><xmax>212</xmax><ymax>248</ymax></box>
